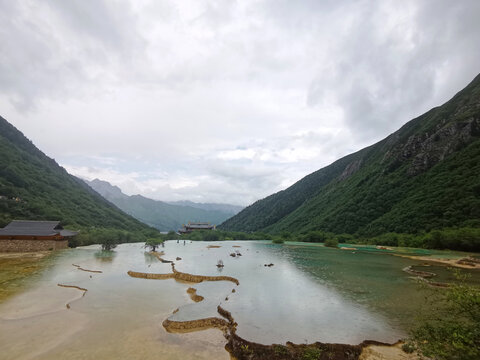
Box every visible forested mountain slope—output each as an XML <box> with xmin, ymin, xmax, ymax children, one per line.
<box><xmin>0</xmin><ymin>116</ymin><xmax>155</xmax><ymax>237</ymax></box>
<box><xmin>86</xmin><ymin>179</ymin><xmax>237</xmax><ymax>231</ymax></box>
<box><xmin>167</xmin><ymin>200</ymin><xmax>243</xmax><ymax>215</ymax></box>
<box><xmin>220</xmin><ymin>74</ymin><xmax>480</xmax><ymax>236</ymax></box>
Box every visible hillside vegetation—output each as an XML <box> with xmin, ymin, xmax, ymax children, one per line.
<box><xmin>220</xmin><ymin>74</ymin><xmax>480</xmax><ymax>249</ymax></box>
<box><xmin>0</xmin><ymin>116</ymin><xmax>158</xmax><ymax>243</ymax></box>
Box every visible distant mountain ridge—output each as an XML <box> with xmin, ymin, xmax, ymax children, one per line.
<box><xmin>86</xmin><ymin>179</ymin><xmax>242</xmax><ymax>231</ymax></box>
<box><xmin>0</xmin><ymin>116</ymin><xmax>154</xmax><ymax>236</ymax></box>
<box><xmin>220</xmin><ymin>74</ymin><xmax>480</xmax><ymax>235</ymax></box>
<box><xmin>167</xmin><ymin>200</ymin><xmax>243</xmax><ymax>215</ymax></box>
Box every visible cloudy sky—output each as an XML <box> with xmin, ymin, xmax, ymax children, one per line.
<box><xmin>1</xmin><ymin>0</ymin><xmax>479</xmax><ymax>206</ymax></box>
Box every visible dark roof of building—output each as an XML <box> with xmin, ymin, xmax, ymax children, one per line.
<box><xmin>185</xmin><ymin>224</ymin><xmax>215</xmax><ymax>229</ymax></box>
<box><xmin>0</xmin><ymin>220</ymin><xmax>78</xmax><ymax>237</ymax></box>
<box><xmin>59</xmin><ymin>229</ymin><xmax>79</xmax><ymax>237</ymax></box>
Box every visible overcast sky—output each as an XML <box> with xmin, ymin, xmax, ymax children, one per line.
<box><xmin>1</xmin><ymin>0</ymin><xmax>479</xmax><ymax>206</ymax></box>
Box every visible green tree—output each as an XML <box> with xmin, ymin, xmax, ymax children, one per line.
<box><xmin>97</xmin><ymin>230</ymin><xmax>119</xmax><ymax>251</ymax></box>
<box><xmin>145</xmin><ymin>237</ymin><xmax>164</xmax><ymax>251</ymax></box>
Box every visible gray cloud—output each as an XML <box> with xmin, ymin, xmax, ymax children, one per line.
<box><xmin>0</xmin><ymin>0</ymin><xmax>146</xmax><ymax>110</ymax></box>
<box><xmin>307</xmin><ymin>0</ymin><xmax>480</xmax><ymax>141</ymax></box>
<box><xmin>1</xmin><ymin>0</ymin><xmax>479</xmax><ymax>205</ymax></box>
<box><xmin>45</xmin><ymin>0</ymin><xmax>142</xmax><ymax>53</ymax></box>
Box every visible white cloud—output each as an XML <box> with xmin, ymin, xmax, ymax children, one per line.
<box><xmin>1</xmin><ymin>0</ymin><xmax>479</xmax><ymax>206</ymax></box>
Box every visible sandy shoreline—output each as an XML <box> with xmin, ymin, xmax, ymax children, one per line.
<box><xmin>360</xmin><ymin>342</ymin><xmax>418</xmax><ymax>360</ymax></box>
<box><xmin>394</xmin><ymin>253</ymin><xmax>480</xmax><ymax>269</ymax></box>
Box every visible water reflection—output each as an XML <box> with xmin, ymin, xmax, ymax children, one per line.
<box><xmin>94</xmin><ymin>250</ymin><xmax>117</xmax><ymax>263</ymax></box>
<box><xmin>143</xmin><ymin>251</ymin><xmax>157</xmax><ymax>265</ymax></box>
<box><xmin>274</xmin><ymin>243</ymin><xmax>480</xmax><ymax>333</ymax></box>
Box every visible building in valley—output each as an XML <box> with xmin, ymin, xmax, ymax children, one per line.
<box><xmin>0</xmin><ymin>220</ymin><xmax>78</xmax><ymax>252</ymax></box>
<box><xmin>179</xmin><ymin>222</ymin><xmax>215</xmax><ymax>234</ymax></box>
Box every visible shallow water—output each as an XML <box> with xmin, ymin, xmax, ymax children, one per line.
<box><xmin>0</xmin><ymin>241</ymin><xmax>478</xmax><ymax>359</ymax></box>
<box><xmin>0</xmin><ymin>253</ymin><xmax>52</xmax><ymax>302</ymax></box>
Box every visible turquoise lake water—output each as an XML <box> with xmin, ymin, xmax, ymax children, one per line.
<box><xmin>0</xmin><ymin>240</ymin><xmax>478</xmax><ymax>359</ymax></box>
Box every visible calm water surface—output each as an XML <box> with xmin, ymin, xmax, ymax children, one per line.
<box><xmin>0</xmin><ymin>241</ymin><xmax>478</xmax><ymax>359</ymax></box>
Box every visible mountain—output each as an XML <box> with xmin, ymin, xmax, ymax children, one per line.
<box><xmin>0</xmin><ymin>116</ymin><xmax>155</xmax><ymax>237</ymax></box>
<box><xmin>220</xmin><ymin>74</ymin><xmax>480</xmax><ymax>236</ymax></box>
<box><xmin>167</xmin><ymin>200</ymin><xmax>243</xmax><ymax>215</ymax></box>
<box><xmin>86</xmin><ymin>179</ymin><xmax>239</xmax><ymax>231</ymax></box>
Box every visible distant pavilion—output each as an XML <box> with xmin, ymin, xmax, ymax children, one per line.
<box><xmin>0</xmin><ymin>220</ymin><xmax>78</xmax><ymax>252</ymax></box>
<box><xmin>179</xmin><ymin>222</ymin><xmax>215</xmax><ymax>234</ymax></box>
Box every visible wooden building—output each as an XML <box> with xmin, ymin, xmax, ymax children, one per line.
<box><xmin>179</xmin><ymin>222</ymin><xmax>215</xmax><ymax>234</ymax></box>
<box><xmin>0</xmin><ymin>220</ymin><xmax>78</xmax><ymax>252</ymax></box>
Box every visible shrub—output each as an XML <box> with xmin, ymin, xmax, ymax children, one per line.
<box><xmin>273</xmin><ymin>344</ymin><xmax>289</xmax><ymax>355</ymax></box>
<box><xmin>203</xmin><ymin>232</ymin><xmax>220</xmax><ymax>241</ymax></box>
<box><xmin>301</xmin><ymin>231</ymin><xmax>331</xmax><ymax>243</ymax></box>
<box><xmin>68</xmin><ymin>236</ymin><xmax>80</xmax><ymax>248</ymax></box>
<box><xmin>272</xmin><ymin>238</ymin><xmax>285</xmax><ymax>244</ymax></box>
<box><xmin>302</xmin><ymin>347</ymin><xmax>323</xmax><ymax>360</ymax></box>
<box><xmin>324</xmin><ymin>238</ymin><xmax>339</xmax><ymax>248</ymax></box>
<box><xmin>401</xmin><ymin>342</ymin><xmax>415</xmax><ymax>354</ymax></box>
<box><xmin>410</xmin><ymin>273</ymin><xmax>480</xmax><ymax>360</ymax></box>
<box><xmin>186</xmin><ymin>231</ymin><xmax>204</xmax><ymax>241</ymax></box>
<box><xmin>255</xmin><ymin>232</ymin><xmax>272</xmax><ymax>240</ymax></box>
<box><xmin>164</xmin><ymin>230</ymin><xmax>178</xmax><ymax>240</ymax></box>
<box><xmin>334</xmin><ymin>233</ymin><xmax>353</xmax><ymax>243</ymax></box>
